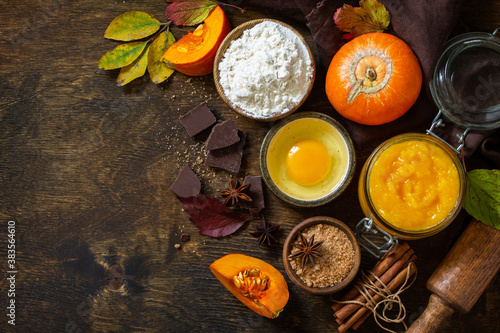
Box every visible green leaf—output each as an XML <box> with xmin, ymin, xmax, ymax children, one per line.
<box><xmin>148</xmin><ymin>31</ymin><xmax>176</xmax><ymax>84</ymax></box>
<box><xmin>165</xmin><ymin>0</ymin><xmax>217</xmax><ymax>26</ymax></box>
<box><xmin>464</xmin><ymin>169</ymin><xmax>500</xmax><ymax>230</ymax></box>
<box><xmin>105</xmin><ymin>11</ymin><xmax>162</xmax><ymax>41</ymax></box>
<box><xmin>117</xmin><ymin>45</ymin><xmax>150</xmax><ymax>86</ymax></box>
<box><xmin>98</xmin><ymin>41</ymin><xmax>149</xmax><ymax>70</ymax></box>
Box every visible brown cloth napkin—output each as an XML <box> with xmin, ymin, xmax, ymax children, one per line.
<box><xmin>242</xmin><ymin>0</ymin><xmax>500</xmax><ymax>168</ymax></box>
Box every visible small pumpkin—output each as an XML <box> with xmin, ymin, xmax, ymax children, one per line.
<box><xmin>325</xmin><ymin>32</ymin><xmax>422</xmax><ymax>125</ymax></box>
<box><xmin>210</xmin><ymin>253</ymin><xmax>289</xmax><ymax>319</ymax></box>
<box><xmin>162</xmin><ymin>6</ymin><xmax>231</xmax><ymax>76</ymax></box>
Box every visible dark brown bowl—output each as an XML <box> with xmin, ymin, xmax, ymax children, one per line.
<box><xmin>283</xmin><ymin>216</ymin><xmax>361</xmax><ymax>295</ymax></box>
<box><xmin>213</xmin><ymin>18</ymin><xmax>316</xmax><ymax>122</ymax></box>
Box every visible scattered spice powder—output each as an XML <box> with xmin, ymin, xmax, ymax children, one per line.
<box><xmin>289</xmin><ymin>223</ymin><xmax>355</xmax><ymax>288</ymax></box>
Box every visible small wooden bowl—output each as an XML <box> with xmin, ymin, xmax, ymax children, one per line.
<box><xmin>213</xmin><ymin>19</ymin><xmax>316</xmax><ymax>122</ymax></box>
<box><xmin>283</xmin><ymin>216</ymin><xmax>361</xmax><ymax>295</ymax></box>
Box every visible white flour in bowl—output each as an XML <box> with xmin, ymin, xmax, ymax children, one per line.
<box><xmin>218</xmin><ymin>21</ymin><xmax>314</xmax><ymax>119</ymax></box>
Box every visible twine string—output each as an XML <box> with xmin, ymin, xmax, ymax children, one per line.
<box><xmin>334</xmin><ymin>262</ymin><xmax>417</xmax><ymax>333</ymax></box>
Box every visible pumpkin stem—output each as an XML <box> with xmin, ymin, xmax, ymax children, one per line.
<box><xmin>347</xmin><ymin>80</ymin><xmax>364</xmax><ymax>104</ymax></box>
<box><xmin>366</xmin><ymin>67</ymin><xmax>377</xmax><ymax>81</ymax></box>
<box><xmin>345</xmin><ymin>50</ymin><xmax>393</xmax><ymax>104</ymax></box>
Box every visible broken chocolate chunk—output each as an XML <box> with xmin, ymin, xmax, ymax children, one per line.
<box><xmin>238</xmin><ymin>175</ymin><xmax>265</xmax><ymax>214</ymax></box>
<box><xmin>205</xmin><ymin>119</ymin><xmax>240</xmax><ymax>151</ymax></box>
<box><xmin>179</xmin><ymin>102</ymin><xmax>216</xmax><ymax>137</ymax></box>
<box><xmin>170</xmin><ymin>164</ymin><xmax>201</xmax><ymax>197</ymax></box>
<box><xmin>205</xmin><ymin>131</ymin><xmax>247</xmax><ymax>174</ymax></box>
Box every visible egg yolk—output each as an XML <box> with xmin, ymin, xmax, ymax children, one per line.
<box><xmin>286</xmin><ymin>139</ymin><xmax>332</xmax><ymax>186</ymax></box>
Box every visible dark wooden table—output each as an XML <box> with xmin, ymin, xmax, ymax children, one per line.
<box><xmin>1</xmin><ymin>1</ymin><xmax>499</xmax><ymax>332</ymax></box>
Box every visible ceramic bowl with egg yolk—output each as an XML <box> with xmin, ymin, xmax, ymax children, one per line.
<box><xmin>260</xmin><ymin>112</ymin><xmax>356</xmax><ymax>207</ymax></box>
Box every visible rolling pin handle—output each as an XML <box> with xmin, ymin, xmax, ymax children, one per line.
<box><xmin>407</xmin><ymin>294</ymin><xmax>455</xmax><ymax>333</ymax></box>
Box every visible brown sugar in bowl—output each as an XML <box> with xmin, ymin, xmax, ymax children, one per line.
<box><xmin>213</xmin><ymin>19</ymin><xmax>316</xmax><ymax>122</ymax></box>
<box><xmin>283</xmin><ymin>216</ymin><xmax>361</xmax><ymax>295</ymax></box>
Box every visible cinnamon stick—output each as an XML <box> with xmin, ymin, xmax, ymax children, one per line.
<box><xmin>334</xmin><ymin>248</ymin><xmax>415</xmax><ymax>322</ymax></box>
<box><xmin>352</xmin><ymin>257</ymin><xmax>417</xmax><ymax>330</ymax></box>
<box><xmin>351</xmin><ymin>310</ymin><xmax>371</xmax><ymax>330</ymax></box>
<box><xmin>332</xmin><ymin>242</ymin><xmax>410</xmax><ymax>312</ymax></box>
<box><xmin>371</xmin><ymin>242</ymin><xmax>411</xmax><ymax>275</ymax></box>
<box><xmin>338</xmin><ymin>258</ymin><xmax>417</xmax><ymax>333</ymax></box>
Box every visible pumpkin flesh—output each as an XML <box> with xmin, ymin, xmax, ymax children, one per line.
<box><xmin>162</xmin><ymin>6</ymin><xmax>231</xmax><ymax>76</ymax></box>
<box><xmin>210</xmin><ymin>254</ymin><xmax>289</xmax><ymax>319</ymax></box>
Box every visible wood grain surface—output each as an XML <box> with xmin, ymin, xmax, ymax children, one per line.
<box><xmin>0</xmin><ymin>1</ymin><xmax>499</xmax><ymax>332</ymax></box>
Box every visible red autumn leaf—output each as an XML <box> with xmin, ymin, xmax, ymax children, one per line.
<box><xmin>165</xmin><ymin>0</ymin><xmax>218</xmax><ymax>26</ymax></box>
<box><xmin>177</xmin><ymin>194</ymin><xmax>252</xmax><ymax>237</ymax></box>
<box><xmin>334</xmin><ymin>0</ymin><xmax>390</xmax><ymax>40</ymax></box>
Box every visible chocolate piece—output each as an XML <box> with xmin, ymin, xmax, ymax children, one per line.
<box><xmin>179</xmin><ymin>102</ymin><xmax>216</xmax><ymax>137</ymax></box>
<box><xmin>170</xmin><ymin>164</ymin><xmax>201</xmax><ymax>197</ymax></box>
<box><xmin>238</xmin><ymin>175</ymin><xmax>265</xmax><ymax>214</ymax></box>
<box><xmin>205</xmin><ymin>131</ymin><xmax>247</xmax><ymax>174</ymax></box>
<box><xmin>205</xmin><ymin>119</ymin><xmax>240</xmax><ymax>151</ymax></box>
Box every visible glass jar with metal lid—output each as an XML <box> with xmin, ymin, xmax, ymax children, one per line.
<box><xmin>356</xmin><ymin>29</ymin><xmax>500</xmax><ymax>258</ymax></box>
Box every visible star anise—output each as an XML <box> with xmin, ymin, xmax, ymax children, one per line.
<box><xmin>220</xmin><ymin>179</ymin><xmax>252</xmax><ymax>206</ymax></box>
<box><xmin>288</xmin><ymin>233</ymin><xmax>323</xmax><ymax>270</ymax></box>
<box><xmin>249</xmin><ymin>217</ymin><xmax>280</xmax><ymax>246</ymax></box>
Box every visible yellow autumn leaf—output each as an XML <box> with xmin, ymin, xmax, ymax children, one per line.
<box><xmin>98</xmin><ymin>41</ymin><xmax>148</xmax><ymax>70</ymax></box>
<box><xmin>334</xmin><ymin>0</ymin><xmax>390</xmax><ymax>40</ymax></box>
<box><xmin>147</xmin><ymin>31</ymin><xmax>176</xmax><ymax>84</ymax></box>
<box><xmin>117</xmin><ymin>45</ymin><xmax>149</xmax><ymax>86</ymax></box>
<box><xmin>105</xmin><ymin>11</ymin><xmax>162</xmax><ymax>41</ymax></box>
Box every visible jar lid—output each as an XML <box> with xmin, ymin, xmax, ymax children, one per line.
<box><xmin>430</xmin><ymin>29</ymin><xmax>500</xmax><ymax>131</ymax></box>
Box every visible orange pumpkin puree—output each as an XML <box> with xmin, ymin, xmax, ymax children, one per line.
<box><xmin>368</xmin><ymin>140</ymin><xmax>460</xmax><ymax>231</ymax></box>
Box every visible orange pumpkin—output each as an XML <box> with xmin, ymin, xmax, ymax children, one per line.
<box><xmin>325</xmin><ymin>32</ymin><xmax>422</xmax><ymax>125</ymax></box>
<box><xmin>210</xmin><ymin>254</ymin><xmax>289</xmax><ymax>319</ymax></box>
<box><xmin>162</xmin><ymin>6</ymin><xmax>231</xmax><ymax>76</ymax></box>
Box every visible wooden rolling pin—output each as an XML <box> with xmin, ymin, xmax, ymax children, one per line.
<box><xmin>407</xmin><ymin>219</ymin><xmax>500</xmax><ymax>332</ymax></box>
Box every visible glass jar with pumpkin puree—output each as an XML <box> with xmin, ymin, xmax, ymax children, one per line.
<box><xmin>358</xmin><ymin>133</ymin><xmax>466</xmax><ymax>240</ymax></box>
